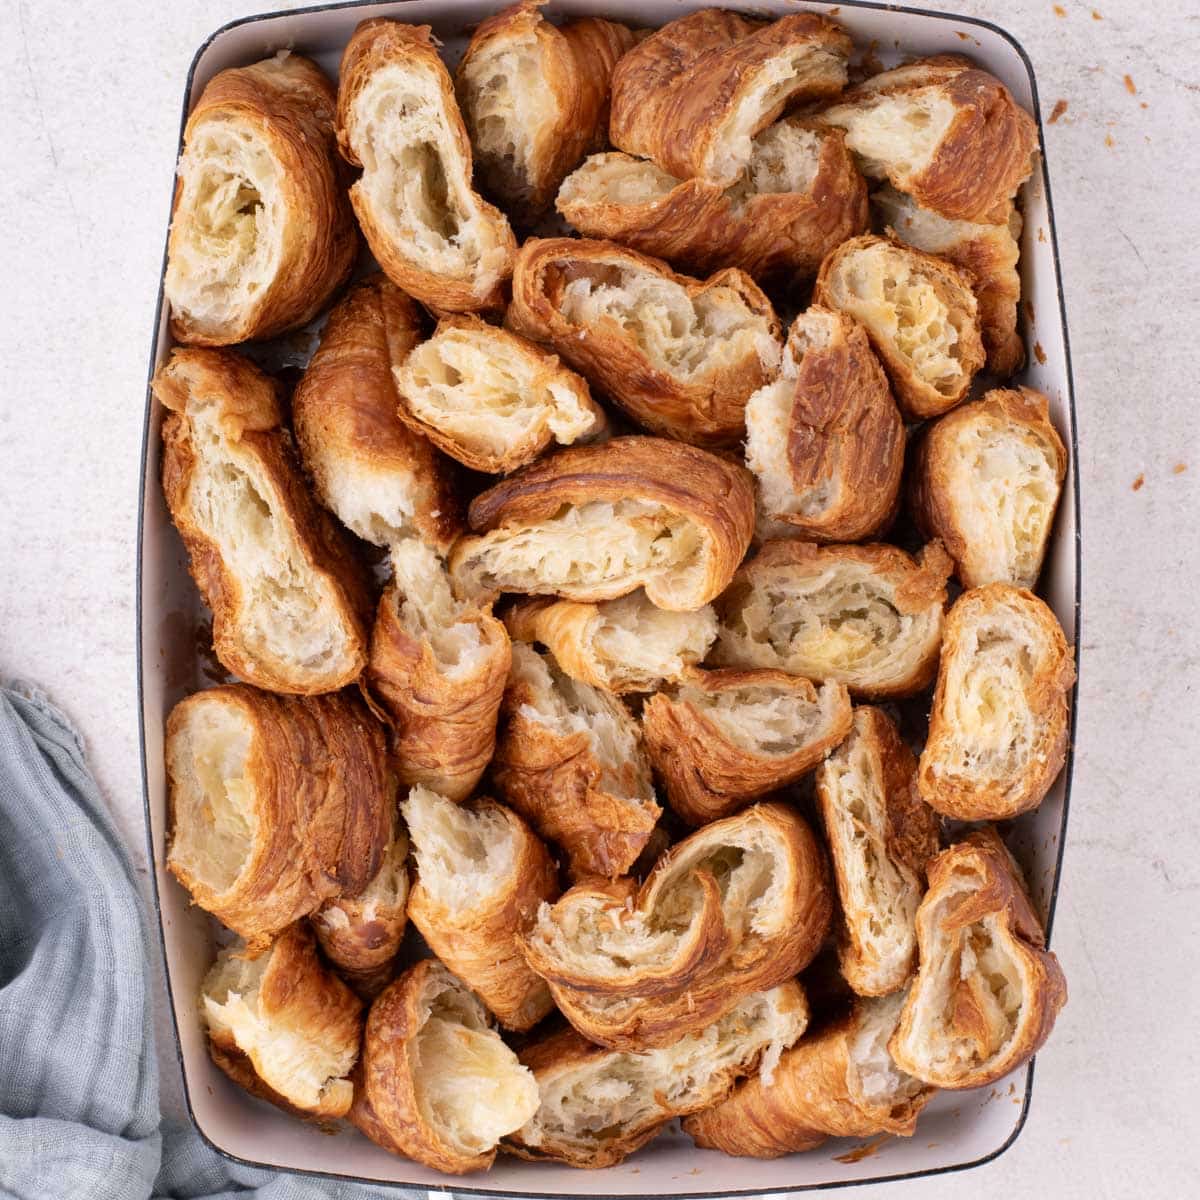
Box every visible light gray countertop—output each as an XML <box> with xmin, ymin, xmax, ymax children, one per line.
<box><xmin>1</xmin><ymin>0</ymin><xmax>1197</xmax><ymax>1194</ymax></box>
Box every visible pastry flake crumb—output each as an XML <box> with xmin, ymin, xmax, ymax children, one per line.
<box><xmin>1173</xmin><ymin>462</ymin><xmax>1187</xmax><ymax>475</ymax></box>
<box><xmin>1053</xmin><ymin>5</ymin><xmax>1067</xmax><ymax>17</ymax></box>
<box><xmin>1123</xmin><ymin>74</ymin><xmax>1137</xmax><ymax>94</ymax></box>
<box><xmin>1104</xmin><ymin>132</ymin><xmax>1116</xmax><ymax>147</ymax></box>
<box><xmin>1048</xmin><ymin>99</ymin><xmax>1069</xmax><ymax>124</ymax></box>
<box><xmin>1034</xmin><ymin>342</ymin><xmax>1047</xmax><ymax>364</ymax></box>
<box><xmin>1131</xmin><ymin>473</ymin><xmax>1145</xmax><ymax>491</ymax></box>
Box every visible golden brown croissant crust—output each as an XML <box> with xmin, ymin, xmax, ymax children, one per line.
<box><xmin>609</xmin><ymin>10</ymin><xmax>851</xmax><ymax>187</ymax></box>
<box><xmin>156</xmin><ymin>348</ymin><xmax>372</xmax><ymax>695</ymax></box>
<box><xmin>683</xmin><ymin>990</ymin><xmax>933</xmax><ymax>1156</ymax></box>
<box><xmin>520</xmin><ymin>802</ymin><xmax>832</xmax><ymax>1050</ymax></box>
<box><xmin>642</xmin><ymin>667</ymin><xmax>853</xmax><ymax>826</ymax></box>
<box><xmin>505</xmin><ymin>237</ymin><xmax>781</xmax><ymax>446</ymax></box>
<box><xmin>909</xmin><ymin>387</ymin><xmax>1068</xmax><ymax>590</ymax></box>
<box><xmin>491</xmin><ymin>643</ymin><xmax>659</xmax><ymax>880</ymax></box>
<box><xmin>456</xmin><ymin>1</ymin><xmax>635</xmax><ymax>215</ymax></box>
<box><xmin>746</xmin><ymin>305</ymin><xmax>904</xmax><ymax>543</ymax></box>
<box><xmin>203</xmin><ymin>923</ymin><xmax>364</xmax><ymax>1120</ymax></box>
<box><xmin>713</xmin><ymin>539</ymin><xmax>953</xmax><ymax>699</ymax></box>
<box><xmin>890</xmin><ymin>828</ymin><xmax>1067</xmax><ymax>1089</ymax></box>
<box><xmin>166</xmin><ymin>683</ymin><xmax>393</xmax><ymax>951</ymax></box>
<box><xmin>404</xmin><ymin>787</ymin><xmax>559</xmax><ymax>1031</ymax></box>
<box><xmin>557</xmin><ymin>121</ymin><xmax>867</xmax><ymax>283</ymax></box>
<box><xmin>292</xmin><ymin>275</ymin><xmax>463</xmax><ymax>552</ymax></box>
<box><xmin>366</xmin><ymin>540</ymin><xmax>511</xmax><ymax>804</ymax></box>
<box><xmin>336</xmin><ymin>19</ymin><xmax>517</xmax><ymax>312</ymax></box>
<box><xmin>813</xmin><ymin>234</ymin><xmax>985</xmax><ymax>421</ymax></box>
<box><xmin>165</xmin><ymin>53</ymin><xmax>357</xmax><ymax>346</ymax></box>
<box><xmin>350</xmin><ymin>959</ymin><xmax>539</xmax><ymax>1173</ymax></box>
<box><xmin>816</xmin><ymin>707</ymin><xmax>940</xmax><ymax>997</ymax></box>
<box><xmin>917</xmin><ymin>583</ymin><xmax>1074</xmax><ymax>821</ymax></box>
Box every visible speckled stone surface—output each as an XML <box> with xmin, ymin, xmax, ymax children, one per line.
<box><xmin>1</xmin><ymin>1</ymin><xmax>1197</xmax><ymax>1194</ymax></box>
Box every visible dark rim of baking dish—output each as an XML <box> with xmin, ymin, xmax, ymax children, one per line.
<box><xmin>136</xmin><ymin>0</ymin><xmax>1081</xmax><ymax>1193</ymax></box>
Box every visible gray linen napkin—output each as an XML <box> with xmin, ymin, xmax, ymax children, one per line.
<box><xmin>0</xmin><ymin>682</ymin><xmax>405</xmax><ymax>1199</ymax></box>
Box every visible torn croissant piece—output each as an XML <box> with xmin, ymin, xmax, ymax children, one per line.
<box><xmin>890</xmin><ymin>828</ymin><xmax>1067</xmax><ymax>1089</ymax></box>
<box><xmin>909</xmin><ymin>387</ymin><xmax>1067</xmax><ymax>590</ymax></box>
<box><xmin>507</xmin><ymin>981</ymin><xmax>809</xmax><ymax>1168</ymax></box>
<box><xmin>392</xmin><ymin>314</ymin><xmax>606</xmax><ymax>474</ymax></box>
<box><xmin>643</xmin><ymin>668</ymin><xmax>853</xmax><ymax>827</ymax></box>
<box><xmin>202</xmin><ymin>924</ymin><xmax>363</xmax><ymax>1120</ymax></box>
<box><xmin>164</xmin><ymin>53</ymin><xmax>357</xmax><ymax>345</ymax></box>
<box><xmin>506</xmin><ymin>238</ymin><xmax>781</xmax><ymax>446</ymax></box>
<box><xmin>821</xmin><ymin>55</ymin><xmax>1037</xmax><ymax>221</ymax></box>
<box><xmin>503</xmin><ymin>592</ymin><xmax>717</xmax><ymax>695</ymax></box>
<box><xmin>713</xmin><ymin>540</ymin><xmax>953</xmax><ymax>699</ymax></box>
<box><xmin>155</xmin><ymin>348</ymin><xmax>370</xmax><ymax>694</ymax></box>
<box><xmin>746</xmin><ymin>305</ymin><xmax>905</xmax><ymax>544</ymax></box>
<box><xmin>609</xmin><ymin>10</ymin><xmax>851</xmax><ymax>187</ymax></box>
<box><xmin>450</xmin><ymin>436</ymin><xmax>756</xmax><ymax>611</ymax></box>
<box><xmin>292</xmin><ymin>275</ymin><xmax>462</xmax><ymax>553</ymax></box>
<box><xmin>874</xmin><ymin>184</ymin><xmax>1025</xmax><ymax>375</ymax></box>
<box><xmin>166</xmin><ymin>684</ymin><xmax>393</xmax><ymax>951</ymax></box>
<box><xmin>312</xmin><ymin>832</ymin><xmax>410</xmax><ymax>1000</ymax></box>
<box><xmin>917</xmin><ymin>584</ymin><xmax>1074</xmax><ymax>821</ymax></box>
<box><xmin>556</xmin><ymin>120</ymin><xmax>867</xmax><ymax>282</ymax></box>
<box><xmin>684</xmin><ymin>989</ymin><xmax>933</xmax><ymax>1156</ymax></box>
<box><xmin>403</xmin><ymin>786</ymin><xmax>558</xmax><ymax>1032</ymax></box>
<box><xmin>350</xmin><ymin>960</ymin><xmax>540</xmax><ymax>1173</ymax></box>
<box><xmin>520</xmin><ymin>802</ymin><xmax>832</xmax><ymax>1049</ymax></box>
<box><xmin>366</xmin><ymin>538</ymin><xmax>511</xmax><ymax>803</ymax></box>
<box><xmin>455</xmin><ymin>0</ymin><xmax>635</xmax><ymax>216</ymax></box>
<box><xmin>813</xmin><ymin>234</ymin><xmax>985</xmax><ymax>421</ymax></box>
<box><xmin>816</xmin><ymin>708</ymin><xmax>940</xmax><ymax>996</ymax></box>
<box><xmin>336</xmin><ymin>20</ymin><xmax>517</xmax><ymax>312</ymax></box>
<box><xmin>491</xmin><ymin>642</ymin><xmax>659</xmax><ymax>879</ymax></box>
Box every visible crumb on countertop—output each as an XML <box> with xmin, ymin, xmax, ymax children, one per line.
<box><xmin>1124</xmin><ymin>74</ymin><xmax>1137</xmax><ymax>94</ymax></box>
<box><xmin>1092</xmin><ymin>8</ymin><xmax>1103</xmax><ymax>18</ymax></box>
<box><xmin>1054</xmin><ymin>4</ymin><xmax>1067</xmax><ymax>15</ymax></box>
<box><xmin>1049</xmin><ymin>99</ymin><xmax>1069</xmax><ymax>123</ymax></box>
<box><xmin>1132</xmin><ymin>473</ymin><xmax>1145</xmax><ymax>491</ymax></box>
<box><xmin>1173</xmin><ymin>463</ymin><xmax>1188</xmax><ymax>475</ymax></box>
<box><xmin>1105</xmin><ymin>132</ymin><xmax>1116</xmax><ymax>147</ymax></box>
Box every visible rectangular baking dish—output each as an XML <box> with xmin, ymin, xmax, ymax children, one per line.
<box><xmin>137</xmin><ymin>0</ymin><xmax>1081</xmax><ymax>1191</ymax></box>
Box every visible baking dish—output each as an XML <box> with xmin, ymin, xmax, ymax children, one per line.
<box><xmin>137</xmin><ymin>0</ymin><xmax>1080</xmax><ymax>1190</ymax></box>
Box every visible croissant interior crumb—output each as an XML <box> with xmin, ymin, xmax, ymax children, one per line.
<box><xmin>590</xmin><ymin>594</ymin><xmax>718</xmax><ymax>690</ymax></box>
<box><xmin>203</xmin><ymin>945</ymin><xmax>355</xmax><ymax>1111</ymax></box>
<box><xmin>850</xmin><ymin>991</ymin><xmax>927</xmax><ymax>1105</ymax></box>
<box><xmin>168</xmin><ymin>698</ymin><xmax>255</xmax><ymax>892</ymax></box>
<box><xmin>317</xmin><ymin>833</ymin><xmax>409</xmax><ymax>933</ymax></box>
<box><xmin>389</xmin><ymin>539</ymin><xmax>488</xmax><ymax>679</ymax></box>
<box><xmin>728</xmin><ymin>119</ymin><xmax>823</xmax><ymax>204</ymax></box>
<box><xmin>558</xmin><ymin>155</ymin><xmax>681</xmax><ymax>206</ymax></box>
<box><xmin>397</xmin><ymin>323</ymin><xmax>597</xmax><ymax>460</ymax></box>
<box><xmin>319</xmin><ymin>457</ymin><xmax>423</xmax><ymax>549</ymax></box>
<box><xmin>825</xmin><ymin>85</ymin><xmax>957</xmax><ymax>180</ymax></box>
<box><xmin>412</xmin><ymin>974</ymin><xmax>539</xmax><ymax>1154</ymax></box>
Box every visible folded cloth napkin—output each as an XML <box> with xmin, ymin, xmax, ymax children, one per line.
<box><xmin>0</xmin><ymin>681</ymin><xmax>405</xmax><ymax>1200</ymax></box>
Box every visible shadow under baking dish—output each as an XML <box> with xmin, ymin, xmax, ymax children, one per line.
<box><xmin>136</xmin><ymin>0</ymin><xmax>1081</xmax><ymax>1192</ymax></box>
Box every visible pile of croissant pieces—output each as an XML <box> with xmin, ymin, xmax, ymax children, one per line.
<box><xmin>155</xmin><ymin>0</ymin><xmax>1074</xmax><ymax>1176</ymax></box>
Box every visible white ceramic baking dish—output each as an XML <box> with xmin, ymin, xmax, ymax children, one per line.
<box><xmin>137</xmin><ymin>0</ymin><xmax>1081</xmax><ymax>1191</ymax></box>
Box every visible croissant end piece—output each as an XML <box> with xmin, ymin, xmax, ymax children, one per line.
<box><xmin>909</xmin><ymin>387</ymin><xmax>1068</xmax><ymax>590</ymax></box>
<box><xmin>746</xmin><ymin>305</ymin><xmax>905</xmax><ymax>544</ymax></box>
<box><xmin>521</xmin><ymin>802</ymin><xmax>832</xmax><ymax>1049</ymax></box>
<box><xmin>813</xmin><ymin>234</ymin><xmax>985</xmax><ymax>421</ymax></box>
<box><xmin>508</xmin><ymin>981</ymin><xmax>809</xmax><ymax>1168</ymax></box>
<box><xmin>643</xmin><ymin>668</ymin><xmax>853</xmax><ymax>826</ymax></box>
<box><xmin>164</xmin><ymin>54</ymin><xmax>357</xmax><ymax>345</ymax></box>
<box><xmin>456</xmin><ymin>0</ymin><xmax>635</xmax><ymax>216</ymax></box>
<box><xmin>349</xmin><ymin>960</ymin><xmax>539</xmax><ymax>1173</ymax></box>
<box><xmin>292</xmin><ymin>275</ymin><xmax>463</xmax><ymax>552</ymax></box>
<box><xmin>506</xmin><ymin>237</ymin><xmax>781</xmax><ymax>447</ymax></box>
<box><xmin>684</xmin><ymin>989</ymin><xmax>933</xmax><ymax>1157</ymax></box>
<box><xmin>393</xmin><ymin>313</ymin><xmax>607</xmax><ymax>474</ymax></box>
<box><xmin>155</xmin><ymin>348</ymin><xmax>371</xmax><ymax>694</ymax></box>
<box><xmin>504</xmin><ymin>592</ymin><xmax>717</xmax><ymax>695</ymax></box>
<box><xmin>166</xmin><ymin>684</ymin><xmax>393</xmax><ymax>950</ymax></box>
<box><xmin>918</xmin><ymin>584</ymin><xmax>1074</xmax><ymax>820</ymax></box>
<box><xmin>313</xmin><ymin>832</ymin><xmax>410</xmax><ymax>1000</ymax></box>
<box><xmin>450</xmin><ymin>436</ymin><xmax>756</xmax><ymax>611</ymax></box>
<box><xmin>821</xmin><ymin>55</ymin><xmax>1037</xmax><ymax>222</ymax></box>
<box><xmin>403</xmin><ymin>786</ymin><xmax>558</xmax><ymax>1031</ymax></box>
<box><xmin>366</xmin><ymin>538</ymin><xmax>511</xmax><ymax>803</ymax></box>
<box><xmin>817</xmin><ymin>707</ymin><xmax>940</xmax><ymax>997</ymax></box>
<box><xmin>202</xmin><ymin>924</ymin><xmax>363</xmax><ymax>1119</ymax></box>
<box><xmin>890</xmin><ymin>828</ymin><xmax>1067</xmax><ymax>1089</ymax></box>
<box><xmin>492</xmin><ymin>642</ymin><xmax>659</xmax><ymax>880</ymax></box>
<box><xmin>874</xmin><ymin>184</ymin><xmax>1025</xmax><ymax>375</ymax></box>
<box><xmin>609</xmin><ymin>10</ymin><xmax>851</xmax><ymax>187</ymax></box>
<box><xmin>336</xmin><ymin>20</ymin><xmax>517</xmax><ymax>312</ymax></box>
<box><xmin>714</xmin><ymin>539</ymin><xmax>953</xmax><ymax>699</ymax></box>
